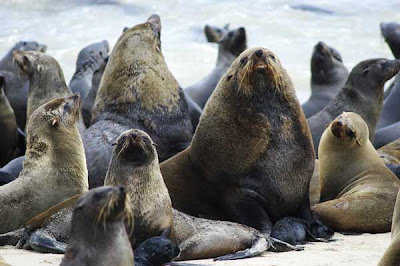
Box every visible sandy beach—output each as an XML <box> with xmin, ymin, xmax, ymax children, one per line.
<box><xmin>0</xmin><ymin>232</ymin><xmax>391</xmax><ymax>266</ymax></box>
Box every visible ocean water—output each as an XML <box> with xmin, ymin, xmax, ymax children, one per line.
<box><xmin>0</xmin><ymin>0</ymin><xmax>399</xmax><ymax>102</ymax></box>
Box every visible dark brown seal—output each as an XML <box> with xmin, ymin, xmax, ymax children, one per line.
<box><xmin>307</xmin><ymin>58</ymin><xmax>400</xmax><ymax>157</ymax></box>
<box><xmin>313</xmin><ymin>112</ymin><xmax>400</xmax><ymax>232</ymax></box>
<box><xmin>84</xmin><ymin>14</ymin><xmax>192</xmax><ymax>188</ymax></box>
<box><xmin>161</xmin><ymin>47</ymin><xmax>330</xmax><ymax>241</ymax></box>
<box><xmin>60</xmin><ymin>186</ymin><xmax>133</xmax><ymax>266</ymax></box>
<box><xmin>0</xmin><ymin>76</ymin><xmax>18</xmax><ymax>167</ymax></box>
<box><xmin>0</xmin><ymin>94</ymin><xmax>88</xmax><ymax>234</ymax></box>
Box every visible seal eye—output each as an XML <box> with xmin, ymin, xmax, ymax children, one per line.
<box><xmin>63</xmin><ymin>102</ymin><xmax>71</xmax><ymax>112</ymax></box>
<box><xmin>347</xmin><ymin>129</ymin><xmax>355</xmax><ymax>139</ymax></box>
<box><xmin>363</xmin><ymin>68</ymin><xmax>370</xmax><ymax>76</ymax></box>
<box><xmin>23</xmin><ymin>42</ymin><xmax>27</xmax><ymax>46</ymax></box>
<box><xmin>226</xmin><ymin>74</ymin><xmax>233</xmax><ymax>81</ymax></box>
<box><xmin>99</xmin><ymin>51</ymin><xmax>103</xmax><ymax>57</ymax></box>
<box><xmin>240</xmin><ymin>57</ymin><xmax>248</xmax><ymax>65</ymax></box>
<box><xmin>270</xmin><ymin>54</ymin><xmax>276</xmax><ymax>61</ymax></box>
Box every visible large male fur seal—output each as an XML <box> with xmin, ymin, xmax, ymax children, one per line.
<box><xmin>13</xmin><ymin>51</ymin><xmax>73</xmax><ymax>127</ymax></box>
<box><xmin>313</xmin><ymin>112</ymin><xmax>400</xmax><ymax>232</ymax></box>
<box><xmin>307</xmin><ymin>58</ymin><xmax>400</xmax><ymax>156</ymax></box>
<box><xmin>105</xmin><ymin>129</ymin><xmax>283</xmax><ymax>261</ymax></box>
<box><xmin>69</xmin><ymin>40</ymin><xmax>109</xmax><ymax>99</ymax></box>
<box><xmin>378</xmin><ymin>190</ymin><xmax>400</xmax><ymax>265</ymax></box>
<box><xmin>301</xmin><ymin>42</ymin><xmax>348</xmax><ymax>117</ymax></box>
<box><xmin>0</xmin><ymin>94</ymin><xmax>88</xmax><ymax>233</ymax></box>
<box><xmin>60</xmin><ymin>186</ymin><xmax>133</xmax><ymax>266</ymax></box>
<box><xmin>0</xmin><ymin>76</ymin><xmax>18</xmax><ymax>167</ymax></box>
<box><xmin>85</xmin><ymin>14</ymin><xmax>193</xmax><ymax>188</ymax></box>
<box><xmin>0</xmin><ymin>41</ymin><xmax>46</xmax><ymax>129</ymax></box>
<box><xmin>161</xmin><ymin>47</ymin><xmax>330</xmax><ymax>241</ymax></box>
<box><xmin>185</xmin><ymin>24</ymin><xmax>247</xmax><ymax>108</ymax></box>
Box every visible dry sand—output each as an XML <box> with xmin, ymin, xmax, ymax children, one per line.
<box><xmin>0</xmin><ymin>232</ymin><xmax>391</xmax><ymax>266</ymax></box>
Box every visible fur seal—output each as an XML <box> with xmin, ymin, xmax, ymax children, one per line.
<box><xmin>301</xmin><ymin>42</ymin><xmax>349</xmax><ymax>118</ymax></box>
<box><xmin>313</xmin><ymin>112</ymin><xmax>400</xmax><ymax>232</ymax></box>
<box><xmin>0</xmin><ymin>76</ymin><xmax>18</xmax><ymax>166</ymax></box>
<box><xmin>381</xmin><ymin>22</ymin><xmax>400</xmax><ymax>59</ymax></box>
<box><xmin>307</xmin><ymin>58</ymin><xmax>400</xmax><ymax>157</ymax></box>
<box><xmin>185</xmin><ymin>24</ymin><xmax>247</xmax><ymax>108</ymax></box>
<box><xmin>0</xmin><ymin>41</ymin><xmax>47</xmax><ymax>129</ymax></box>
<box><xmin>69</xmin><ymin>40</ymin><xmax>109</xmax><ymax>99</ymax></box>
<box><xmin>105</xmin><ymin>129</ymin><xmax>282</xmax><ymax>261</ymax></box>
<box><xmin>0</xmin><ymin>41</ymin><xmax>46</xmax><ymax>73</ymax></box>
<box><xmin>82</xmin><ymin>56</ymin><xmax>108</xmax><ymax>127</ymax></box>
<box><xmin>60</xmin><ymin>186</ymin><xmax>134</xmax><ymax>266</ymax></box>
<box><xmin>134</xmin><ymin>236</ymin><xmax>179</xmax><ymax>266</ymax></box>
<box><xmin>0</xmin><ymin>94</ymin><xmax>88</xmax><ymax>233</ymax></box>
<box><xmin>161</xmin><ymin>47</ymin><xmax>330</xmax><ymax>241</ymax></box>
<box><xmin>378</xmin><ymin>190</ymin><xmax>400</xmax><ymax>265</ymax></box>
<box><xmin>13</xmin><ymin>51</ymin><xmax>74</xmax><ymax>128</ymax></box>
<box><xmin>84</xmin><ymin>14</ymin><xmax>193</xmax><ymax>188</ymax></box>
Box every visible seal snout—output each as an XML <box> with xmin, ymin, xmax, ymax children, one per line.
<box><xmin>331</xmin><ymin>119</ymin><xmax>345</xmax><ymax>138</ymax></box>
<box><xmin>255</xmin><ymin>49</ymin><xmax>263</xmax><ymax>58</ymax></box>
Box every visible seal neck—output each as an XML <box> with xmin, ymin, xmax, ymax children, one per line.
<box><xmin>216</xmin><ymin>47</ymin><xmax>237</xmax><ymax>68</ymax></box>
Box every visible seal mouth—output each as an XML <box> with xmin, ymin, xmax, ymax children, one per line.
<box><xmin>383</xmin><ymin>59</ymin><xmax>400</xmax><ymax>81</ymax></box>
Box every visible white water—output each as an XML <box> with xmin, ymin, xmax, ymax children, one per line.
<box><xmin>0</xmin><ymin>0</ymin><xmax>399</xmax><ymax>102</ymax></box>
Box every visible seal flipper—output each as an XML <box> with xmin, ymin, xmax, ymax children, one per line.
<box><xmin>0</xmin><ymin>228</ymin><xmax>24</xmax><ymax>246</ymax></box>
<box><xmin>214</xmin><ymin>237</ymin><xmax>270</xmax><ymax>261</ymax></box>
<box><xmin>27</xmin><ymin>230</ymin><xmax>66</xmax><ymax>254</ymax></box>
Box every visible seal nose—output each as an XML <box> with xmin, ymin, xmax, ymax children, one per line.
<box><xmin>255</xmin><ymin>49</ymin><xmax>263</xmax><ymax>58</ymax></box>
<box><xmin>331</xmin><ymin>120</ymin><xmax>344</xmax><ymax>138</ymax></box>
<box><xmin>131</xmin><ymin>133</ymin><xmax>137</xmax><ymax>140</ymax></box>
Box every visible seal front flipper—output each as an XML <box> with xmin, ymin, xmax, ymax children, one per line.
<box><xmin>0</xmin><ymin>228</ymin><xmax>24</xmax><ymax>246</ymax></box>
<box><xmin>27</xmin><ymin>231</ymin><xmax>66</xmax><ymax>254</ymax></box>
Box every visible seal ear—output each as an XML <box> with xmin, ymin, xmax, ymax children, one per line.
<box><xmin>204</xmin><ymin>25</ymin><xmax>223</xmax><ymax>43</ymax></box>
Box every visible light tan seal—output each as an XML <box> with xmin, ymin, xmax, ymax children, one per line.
<box><xmin>0</xmin><ymin>94</ymin><xmax>88</xmax><ymax>233</ymax></box>
<box><xmin>313</xmin><ymin>112</ymin><xmax>400</xmax><ymax>232</ymax></box>
<box><xmin>378</xmin><ymin>190</ymin><xmax>400</xmax><ymax>266</ymax></box>
<box><xmin>105</xmin><ymin>129</ymin><xmax>278</xmax><ymax>261</ymax></box>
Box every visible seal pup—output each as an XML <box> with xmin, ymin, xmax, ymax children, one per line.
<box><xmin>82</xmin><ymin>56</ymin><xmax>108</xmax><ymax>127</ymax></box>
<box><xmin>0</xmin><ymin>94</ymin><xmax>88</xmax><ymax>233</ymax></box>
<box><xmin>134</xmin><ymin>236</ymin><xmax>179</xmax><ymax>266</ymax></box>
<box><xmin>301</xmin><ymin>42</ymin><xmax>349</xmax><ymax>118</ymax></box>
<box><xmin>60</xmin><ymin>186</ymin><xmax>133</xmax><ymax>266</ymax></box>
<box><xmin>307</xmin><ymin>58</ymin><xmax>400</xmax><ymax>157</ymax></box>
<box><xmin>13</xmin><ymin>51</ymin><xmax>75</xmax><ymax>128</ymax></box>
<box><xmin>378</xmin><ymin>190</ymin><xmax>400</xmax><ymax>266</ymax></box>
<box><xmin>69</xmin><ymin>40</ymin><xmax>109</xmax><ymax>99</ymax></box>
<box><xmin>105</xmin><ymin>129</ymin><xmax>286</xmax><ymax>261</ymax></box>
<box><xmin>313</xmin><ymin>112</ymin><xmax>400</xmax><ymax>232</ymax></box>
<box><xmin>185</xmin><ymin>24</ymin><xmax>247</xmax><ymax>108</ymax></box>
<box><xmin>85</xmin><ymin>14</ymin><xmax>193</xmax><ymax>188</ymax></box>
<box><xmin>162</xmin><ymin>47</ymin><xmax>331</xmax><ymax>242</ymax></box>
<box><xmin>0</xmin><ymin>76</ymin><xmax>19</xmax><ymax>167</ymax></box>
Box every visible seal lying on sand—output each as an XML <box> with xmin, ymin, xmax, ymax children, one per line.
<box><xmin>60</xmin><ymin>186</ymin><xmax>134</xmax><ymax>266</ymax></box>
<box><xmin>105</xmin><ymin>129</ymin><xmax>288</xmax><ymax>261</ymax></box>
<box><xmin>308</xmin><ymin>58</ymin><xmax>400</xmax><ymax>157</ymax></box>
<box><xmin>82</xmin><ymin>56</ymin><xmax>108</xmax><ymax>127</ymax></box>
<box><xmin>85</xmin><ymin>14</ymin><xmax>193</xmax><ymax>188</ymax></box>
<box><xmin>313</xmin><ymin>112</ymin><xmax>400</xmax><ymax>232</ymax></box>
<box><xmin>185</xmin><ymin>24</ymin><xmax>247</xmax><ymax>108</ymax></box>
<box><xmin>161</xmin><ymin>47</ymin><xmax>331</xmax><ymax>242</ymax></box>
<box><xmin>302</xmin><ymin>42</ymin><xmax>348</xmax><ymax>118</ymax></box>
<box><xmin>0</xmin><ymin>94</ymin><xmax>88</xmax><ymax>234</ymax></box>
<box><xmin>69</xmin><ymin>40</ymin><xmax>109</xmax><ymax>99</ymax></box>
